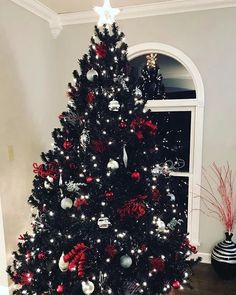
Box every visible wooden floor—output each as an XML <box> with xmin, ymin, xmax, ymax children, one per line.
<box><xmin>171</xmin><ymin>263</ymin><xmax>236</xmax><ymax>295</ymax></box>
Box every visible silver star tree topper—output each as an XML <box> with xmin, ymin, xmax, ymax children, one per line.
<box><xmin>94</xmin><ymin>0</ymin><xmax>120</xmax><ymax>27</ymax></box>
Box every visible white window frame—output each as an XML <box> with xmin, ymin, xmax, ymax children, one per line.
<box><xmin>128</xmin><ymin>43</ymin><xmax>204</xmax><ymax>246</ymax></box>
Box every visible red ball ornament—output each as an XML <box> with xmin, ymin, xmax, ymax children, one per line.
<box><xmin>56</xmin><ymin>284</ymin><xmax>65</xmax><ymax>293</ymax></box>
<box><xmin>151</xmin><ymin>188</ymin><xmax>160</xmax><ymax>202</ymax></box>
<box><xmin>37</xmin><ymin>252</ymin><xmax>46</xmax><ymax>260</ymax></box>
<box><xmin>190</xmin><ymin>245</ymin><xmax>198</xmax><ymax>254</ymax></box>
<box><xmin>172</xmin><ymin>280</ymin><xmax>181</xmax><ymax>289</ymax></box>
<box><xmin>105</xmin><ymin>244</ymin><xmax>117</xmax><ymax>258</ymax></box>
<box><xmin>87</xmin><ymin>91</ymin><xmax>95</xmax><ymax>105</ymax></box>
<box><xmin>63</xmin><ymin>140</ymin><xmax>72</xmax><ymax>149</ymax></box>
<box><xmin>86</xmin><ymin>176</ymin><xmax>93</xmax><ymax>183</ymax></box>
<box><xmin>131</xmin><ymin>171</ymin><xmax>141</xmax><ymax>181</ymax></box>
<box><xmin>119</xmin><ymin>120</ymin><xmax>127</xmax><ymax>129</ymax></box>
<box><xmin>105</xmin><ymin>191</ymin><xmax>114</xmax><ymax>200</ymax></box>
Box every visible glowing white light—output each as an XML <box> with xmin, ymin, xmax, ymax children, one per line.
<box><xmin>94</xmin><ymin>0</ymin><xmax>120</xmax><ymax>27</ymax></box>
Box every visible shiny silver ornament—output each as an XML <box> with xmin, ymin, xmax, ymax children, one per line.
<box><xmin>61</xmin><ymin>198</ymin><xmax>73</xmax><ymax>210</ymax></box>
<box><xmin>80</xmin><ymin>129</ymin><xmax>90</xmax><ymax>151</ymax></box>
<box><xmin>46</xmin><ymin>176</ymin><xmax>54</xmax><ymax>183</ymax></box>
<box><xmin>134</xmin><ymin>87</ymin><xmax>142</xmax><ymax>98</ymax></box>
<box><xmin>86</xmin><ymin>68</ymin><xmax>98</xmax><ymax>82</ymax></box>
<box><xmin>108</xmin><ymin>99</ymin><xmax>120</xmax><ymax>111</ymax></box>
<box><xmin>97</xmin><ymin>217</ymin><xmax>111</xmax><ymax>229</ymax></box>
<box><xmin>167</xmin><ymin>193</ymin><xmax>176</xmax><ymax>201</ymax></box>
<box><xmin>151</xmin><ymin>165</ymin><xmax>161</xmax><ymax>176</ymax></box>
<box><xmin>156</xmin><ymin>219</ymin><xmax>166</xmax><ymax>232</ymax></box>
<box><xmin>82</xmin><ymin>280</ymin><xmax>95</xmax><ymax>295</ymax></box>
<box><xmin>120</xmin><ymin>255</ymin><xmax>132</xmax><ymax>268</ymax></box>
<box><xmin>66</xmin><ymin>181</ymin><xmax>81</xmax><ymax>192</ymax></box>
<box><xmin>58</xmin><ymin>253</ymin><xmax>69</xmax><ymax>272</ymax></box>
<box><xmin>123</xmin><ymin>144</ymin><xmax>128</xmax><ymax>168</ymax></box>
<box><xmin>167</xmin><ymin>218</ymin><xmax>183</xmax><ymax>230</ymax></box>
<box><xmin>107</xmin><ymin>159</ymin><xmax>119</xmax><ymax>171</ymax></box>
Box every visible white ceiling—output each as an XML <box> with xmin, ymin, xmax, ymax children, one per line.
<box><xmin>39</xmin><ymin>0</ymin><xmax>171</xmax><ymax>14</ymax></box>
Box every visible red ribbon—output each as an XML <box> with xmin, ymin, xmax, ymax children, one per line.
<box><xmin>33</xmin><ymin>162</ymin><xmax>59</xmax><ymax>179</ymax></box>
<box><xmin>118</xmin><ymin>195</ymin><xmax>147</xmax><ymax>219</ymax></box>
<box><xmin>96</xmin><ymin>42</ymin><xmax>107</xmax><ymax>58</ymax></box>
<box><xmin>131</xmin><ymin>118</ymin><xmax>157</xmax><ymax>140</ymax></box>
<box><xmin>63</xmin><ymin>243</ymin><xmax>89</xmax><ymax>278</ymax></box>
<box><xmin>150</xmin><ymin>257</ymin><xmax>165</xmax><ymax>272</ymax></box>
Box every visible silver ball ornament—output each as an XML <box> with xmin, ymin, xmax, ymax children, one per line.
<box><xmin>134</xmin><ymin>87</ymin><xmax>142</xmax><ymax>98</ymax></box>
<box><xmin>61</xmin><ymin>198</ymin><xmax>73</xmax><ymax>210</ymax></box>
<box><xmin>82</xmin><ymin>280</ymin><xmax>95</xmax><ymax>295</ymax></box>
<box><xmin>120</xmin><ymin>255</ymin><xmax>132</xmax><ymax>268</ymax></box>
<box><xmin>108</xmin><ymin>99</ymin><xmax>120</xmax><ymax>111</ymax></box>
<box><xmin>86</xmin><ymin>68</ymin><xmax>98</xmax><ymax>82</ymax></box>
<box><xmin>107</xmin><ymin>159</ymin><xmax>119</xmax><ymax>171</ymax></box>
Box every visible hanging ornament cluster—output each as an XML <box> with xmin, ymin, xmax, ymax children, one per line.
<box><xmin>118</xmin><ymin>195</ymin><xmax>147</xmax><ymax>220</ymax></box>
<box><xmin>58</xmin><ymin>243</ymin><xmax>89</xmax><ymax>278</ymax></box>
<box><xmin>108</xmin><ymin>99</ymin><xmax>120</xmax><ymax>111</ymax></box>
<box><xmin>96</xmin><ymin>42</ymin><xmax>107</xmax><ymax>58</ymax></box>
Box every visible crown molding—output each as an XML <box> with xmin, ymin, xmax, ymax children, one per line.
<box><xmin>10</xmin><ymin>0</ymin><xmax>236</xmax><ymax>38</ymax></box>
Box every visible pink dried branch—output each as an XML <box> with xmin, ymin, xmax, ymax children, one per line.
<box><xmin>200</xmin><ymin>163</ymin><xmax>235</xmax><ymax>232</ymax></box>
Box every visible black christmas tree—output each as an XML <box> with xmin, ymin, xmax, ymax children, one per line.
<box><xmin>137</xmin><ymin>53</ymin><xmax>167</xmax><ymax>101</ymax></box>
<box><xmin>7</xmin><ymin>2</ymin><xmax>198</xmax><ymax>295</ymax></box>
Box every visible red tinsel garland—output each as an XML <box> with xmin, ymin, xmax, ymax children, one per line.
<box><xmin>63</xmin><ymin>243</ymin><xmax>89</xmax><ymax>278</ymax></box>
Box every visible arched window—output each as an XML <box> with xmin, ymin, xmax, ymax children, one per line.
<box><xmin>128</xmin><ymin>43</ymin><xmax>204</xmax><ymax>246</ymax></box>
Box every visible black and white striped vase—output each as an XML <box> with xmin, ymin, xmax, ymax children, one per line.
<box><xmin>211</xmin><ymin>232</ymin><xmax>236</xmax><ymax>280</ymax></box>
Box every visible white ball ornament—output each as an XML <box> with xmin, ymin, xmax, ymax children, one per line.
<box><xmin>82</xmin><ymin>280</ymin><xmax>95</xmax><ymax>295</ymax></box>
<box><xmin>61</xmin><ymin>198</ymin><xmax>73</xmax><ymax>210</ymax></box>
<box><xmin>86</xmin><ymin>68</ymin><xmax>98</xmax><ymax>82</ymax></box>
<box><xmin>107</xmin><ymin>159</ymin><xmax>119</xmax><ymax>171</ymax></box>
<box><xmin>120</xmin><ymin>255</ymin><xmax>132</xmax><ymax>268</ymax></box>
<box><xmin>58</xmin><ymin>253</ymin><xmax>69</xmax><ymax>272</ymax></box>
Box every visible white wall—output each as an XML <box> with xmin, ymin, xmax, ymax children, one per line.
<box><xmin>0</xmin><ymin>0</ymin><xmax>64</xmax><ymax>277</ymax></box>
<box><xmin>1</xmin><ymin>2</ymin><xmax>236</xmax><ymax>281</ymax></box>
<box><xmin>55</xmin><ymin>7</ymin><xmax>236</xmax><ymax>254</ymax></box>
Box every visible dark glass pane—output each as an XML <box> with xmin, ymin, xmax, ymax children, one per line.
<box><xmin>130</xmin><ymin>54</ymin><xmax>196</xmax><ymax>99</ymax></box>
<box><xmin>150</xmin><ymin>111</ymin><xmax>191</xmax><ymax>172</ymax></box>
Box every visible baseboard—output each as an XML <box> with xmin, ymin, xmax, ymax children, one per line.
<box><xmin>198</xmin><ymin>252</ymin><xmax>211</xmax><ymax>264</ymax></box>
<box><xmin>0</xmin><ymin>286</ymin><xmax>10</xmax><ymax>295</ymax></box>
